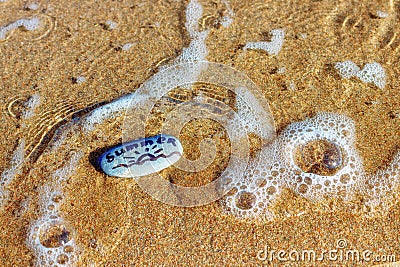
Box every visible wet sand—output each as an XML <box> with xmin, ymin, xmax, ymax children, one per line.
<box><xmin>1</xmin><ymin>0</ymin><xmax>399</xmax><ymax>266</ymax></box>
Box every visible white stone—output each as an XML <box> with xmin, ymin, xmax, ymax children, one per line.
<box><xmin>376</xmin><ymin>11</ymin><xmax>388</xmax><ymax>18</ymax></box>
<box><xmin>105</xmin><ymin>20</ymin><xmax>117</xmax><ymax>30</ymax></box>
<box><xmin>99</xmin><ymin>134</ymin><xmax>183</xmax><ymax>178</ymax></box>
<box><xmin>122</xmin><ymin>43</ymin><xmax>134</xmax><ymax>51</ymax></box>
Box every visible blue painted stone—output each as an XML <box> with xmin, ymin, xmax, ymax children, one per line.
<box><xmin>99</xmin><ymin>134</ymin><xmax>183</xmax><ymax>178</ymax></box>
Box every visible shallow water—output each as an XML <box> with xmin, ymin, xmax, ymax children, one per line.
<box><xmin>1</xmin><ymin>0</ymin><xmax>400</xmax><ymax>266</ymax></box>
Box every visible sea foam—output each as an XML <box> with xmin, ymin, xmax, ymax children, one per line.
<box><xmin>223</xmin><ymin>112</ymin><xmax>365</xmax><ymax>219</ymax></box>
<box><xmin>12</xmin><ymin>1</ymin><xmax>398</xmax><ymax>246</ymax></box>
<box><xmin>22</xmin><ymin>93</ymin><xmax>41</xmax><ymax>119</ymax></box>
<box><xmin>0</xmin><ymin>140</ymin><xmax>25</xmax><ymax>206</ymax></box>
<box><xmin>243</xmin><ymin>29</ymin><xmax>285</xmax><ymax>56</ymax></box>
<box><xmin>363</xmin><ymin>152</ymin><xmax>400</xmax><ymax>214</ymax></box>
<box><xmin>27</xmin><ymin>152</ymin><xmax>82</xmax><ymax>266</ymax></box>
<box><xmin>0</xmin><ymin>17</ymin><xmax>40</xmax><ymax>40</ymax></box>
<box><xmin>159</xmin><ymin>0</ymin><xmax>210</xmax><ymax>88</ymax></box>
<box><xmin>83</xmin><ymin>0</ymin><xmax>211</xmax><ymax>132</ymax></box>
<box><xmin>221</xmin><ymin>0</ymin><xmax>234</xmax><ymax>27</ymax></box>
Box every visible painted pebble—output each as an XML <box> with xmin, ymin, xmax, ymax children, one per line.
<box><xmin>99</xmin><ymin>134</ymin><xmax>183</xmax><ymax>178</ymax></box>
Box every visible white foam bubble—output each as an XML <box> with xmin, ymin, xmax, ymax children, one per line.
<box><xmin>28</xmin><ymin>216</ymin><xmax>79</xmax><ymax>267</ymax></box>
<box><xmin>166</xmin><ymin>0</ymin><xmax>209</xmax><ymax>68</ymax></box>
<box><xmin>27</xmin><ymin>152</ymin><xmax>83</xmax><ymax>266</ymax></box>
<box><xmin>22</xmin><ymin>93</ymin><xmax>40</xmax><ymax>119</ymax></box>
<box><xmin>176</xmin><ymin>30</ymin><xmax>208</xmax><ymax>64</ymax></box>
<box><xmin>0</xmin><ymin>17</ymin><xmax>40</xmax><ymax>39</ymax></box>
<box><xmin>288</xmin><ymin>81</ymin><xmax>296</xmax><ymax>90</ymax></box>
<box><xmin>83</xmin><ymin>0</ymin><xmax>212</xmax><ymax>133</ymax></box>
<box><xmin>376</xmin><ymin>11</ymin><xmax>388</xmax><ymax>18</ymax></box>
<box><xmin>278</xmin><ymin>113</ymin><xmax>363</xmax><ymax>200</ymax></box>
<box><xmin>356</xmin><ymin>62</ymin><xmax>386</xmax><ymax>89</ymax></box>
<box><xmin>277</xmin><ymin>67</ymin><xmax>286</xmax><ymax>74</ymax></box>
<box><xmin>0</xmin><ymin>140</ymin><xmax>25</xmax><ymax>206</ymax></box>
<box><xmin>221</xmin><ymin>15</ymin><xmax>234</xmax><ymax>28</ymax></box>
<box><xmin>234</xmin><ymin>87</ymin><xmax>276</xmax><ymax>141</ymax></box>
<box><xmin>1</xmin><ymin>95</ymin><xmax>41</xmax><ymax>206</ymax></box>
<box><xmin>243</xmin><ymin>29</ymin><xmax>285</xmax><ymax>56</ymax></box>
<box><xmin>154</xmin><ymin>0</ymin><xmax>210</xmax><ymax>91</ymax></box>
<box><xmin>185</xmin><ymin>0</ymin><xmax>203</xmax><ymax>37</ymax></box>
<box><xmin>335</xmin><ymin>60</ymin><xmax>386</xmax><ymax>89</ymax></box>
<box><xmin>222</xmin><ymin>154</ymin><xmax>282</xmax><ymax>219</ymax></box>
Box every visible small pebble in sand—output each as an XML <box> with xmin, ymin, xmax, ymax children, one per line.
<box><xmin>99</xmin><ymin>134</ymin><xmax>183</xmax><ymax>178</ymax></box>
<box><xmin>74</xmin><ymin>76</ymin><xmax>86</xmax><ymax>84</ymax></box>
<box><xmin>104</xmin><ymin>20</ymin><xmax>117</xmax><ymax>30</ymax></box>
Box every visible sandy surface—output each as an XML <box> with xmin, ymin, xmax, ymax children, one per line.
<box><xmin>1</xmin><ymin>0</ymin><xmax>399</xmax><ymax>266</ymax></box>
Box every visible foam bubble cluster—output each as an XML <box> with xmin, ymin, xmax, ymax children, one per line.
<box><xmin>364</xmin><ymin>152</ymin><xmax>400</xmax><ymax>213</ymax></box>
<box><xmin>278</xmin><ymin>113</ymin><xmax>363</xmax><ymax>200</ymax></box>
<box><xmin>27</xmin><ymin>152</ymin><xmax>82</xmax><ymax>266</ymax></box>
<box><xmin>355</xmin><ymin>62</ymin><xmax>386</xmax><ymax>89</ymax></box>
<box><xmin>243</xmin><ymin>29</ymin><xmax>285</xmax><ymax>56</ymax></box>
<box><xmin>0</xmin><ymin>140</ymin><xmax>25</xmax><ymax>206</ymax></box>
<box><xmin>1</xmin><ymin>94</ymin><xmax>40</xmax><ymax>205</ymax></box>
<box><xmin>223</xmin><ymin>112</ymin><xmax>364</xmax><ymax>219</ymax></box>
<box><xmin>169</xmin><ymin>0</ymin><xmax>209</xmax><ymax>65</ymax></box>
<box><xmin>234</xmin><ymin>87</ymin><xmax>276</xmax><ymax>141</ymax></box>
<box><xmin>334</xmin><ymin>60</ymin><xmax>360</xmax><ymax>79</ymax></box>
<box><xmin>28</xmin><ymin>191</ymin><xmax>78</xmax><ymax>266</ymax></box>
<box><xmin>22</xmin><ymin>93</ymin><xmax>41</xmax><ymax>119</ymax></box>
<box><xmin>0</xmin><ymin>17</ymin><xmax>40</xmax><ymax>39</ymax></box>
<box><xmin>335</xmin><ymin>60</ymin><xmax>386</xmax><ymax>89</ymax></box>
<box><xmin>220</xmin><ymin>0</ymin><xmax>234</xmax><ymax>27</ymax></box>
